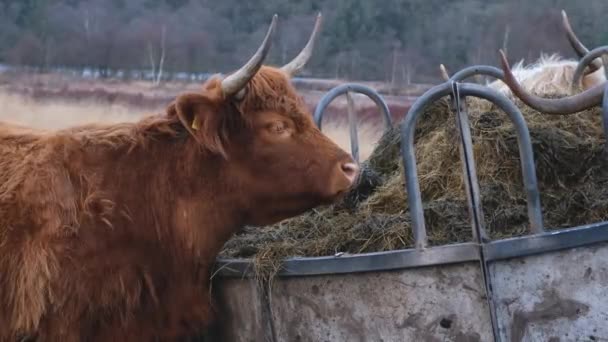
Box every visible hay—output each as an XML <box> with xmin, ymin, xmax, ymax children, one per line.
<box><xmin>220</xmin><ymin>91</ymin><xmax>608</xmax><ymax>282</ymax></box>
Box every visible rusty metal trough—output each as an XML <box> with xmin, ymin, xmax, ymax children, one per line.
<box><xmin>208</xmin><ymin>66</ymin><xmax>608</xmax><ymax>342</ymax></box>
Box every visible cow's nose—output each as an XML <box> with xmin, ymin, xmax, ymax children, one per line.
<box><xmin>341</xmin><ymin>162</ymin><xmax>359</xmax><ymax>184</ymax></box>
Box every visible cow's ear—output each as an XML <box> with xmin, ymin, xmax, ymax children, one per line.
<box><xmin>173</xmin><ymin>93</ymin><xmax>227</xmax><ymax>157</ymax></box>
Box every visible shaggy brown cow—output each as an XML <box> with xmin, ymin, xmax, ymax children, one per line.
<box><xmin>0</xmin><ymin>14</ymin><xmax>359</xmax><ymax>341</ymax></box>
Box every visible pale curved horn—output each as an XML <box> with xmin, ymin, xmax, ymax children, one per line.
<box><xmin>280</xmin><ymin>13</ymin><xmax>322</xmax><ymax>76</ymax></box>
<box><xmin>439</xmin><ymin>64</ymin><xmax>450</xmax><ymax>81</ymax></box>
<box><xmin>561</xmin><ymin>10</ymin><xmax>602</xmax><ymax>74</ymax></box>
<box><xmin>221</xmin><ymin>14</ymin><xmax>278</xmax><ymax>97</ymax></box>
<box><xmin>499</xmin><ymin>49</ymin><xmax>602</xmax><ymax>114</ymax></box>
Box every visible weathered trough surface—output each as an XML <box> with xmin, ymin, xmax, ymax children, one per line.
<box><xmin>213</xmin><ymin>261</ymin><xmax>493</xmax><ymax>342</ymax></box>
<box><xmin>212</xmin><ymin>279</ymin><xmax>268</xmax><ymax>342</ymax></box>
<box><xmin>490</xmin><ymin>241</ymin><xmax>608</xmax><ymax>342</ymax></box>
<box><xmin>210</xmin><ymin>231</ymin><xmax>608</xmax><ymax>342</ymax></box>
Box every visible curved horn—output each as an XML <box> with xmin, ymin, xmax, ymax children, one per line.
<box><xmin>499</xmin><ymin>49</ymin><xmax>602</xmax><ymax>114</ymax></box>
<box><xmin>439</xmin><ymin>64</ymin><xmax>450</xmax><ymax>81</ymax></box>
<box><xmin>281</xmin><ymin>13</ymin><xmax>322</xmax><ymax>76</ymax></box>
<box><xmin>562</xmin><ymin>10</ymin><xmax>602</xmax><ymax>74</ymax></box>
<box><xmin>572</xmin><ymin>46</ymin><xmax>608</xmax><ymax>90</ymax></box>
<box><xmin>221</xmin><ymin>14</ymin><xmax>278</xmax><ymax>98</ymax></box>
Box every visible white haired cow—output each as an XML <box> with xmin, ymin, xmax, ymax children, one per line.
<box><xmin>487</xmin><ymin>53</ymin><xmax>605</xmax><ymax>97</ymax></box>
<box><xmin>442</xmin><ymin>10</ymin><xmax>606</xmax><ymax>98</ymax></box>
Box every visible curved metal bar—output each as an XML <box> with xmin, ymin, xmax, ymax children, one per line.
<box><xmin>572</xmin><ymin>46</ymin><xmax>608</xmax><ymax>90</ymax></box>
<box><xmin>313</xmin><ymin>83</ymin><xmax>393</xmax><ymax>131</ymax></box>
<box><xmin>346</xmin><ymin>91</ymin><xmax>360</xmax><ymax>163</ymax></box>
<box><xmin>450</xmin><ymin>82</ymin><xmax>489</xmax><ymax>243</ymax></box>
<box><xmin>400</xmin><ymin>82</ymin><xmax>544</xmax><ymax>245</ymax></box>
<box><xmin>602</xmin><ymin>82</ymin><xmax>608</xmax><ymax>153</ymax></box>
<box><xmin>448</xmin><ymin>65</ymin><xmax>505</xmax><ymax>83</ymax></box>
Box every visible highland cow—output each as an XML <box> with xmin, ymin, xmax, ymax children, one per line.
<box><xmin>0</xmin><ymin>14</ymin><xmax>359</xmax><ymax>341</ymax></box>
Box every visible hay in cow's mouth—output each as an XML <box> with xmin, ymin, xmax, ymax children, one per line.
<box><xmin>219</xmin><ymin>90</ymin><xmax>608</xmax><ymax>283</ymax></box>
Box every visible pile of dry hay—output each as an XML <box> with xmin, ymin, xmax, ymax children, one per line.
<box><xmin>220</xmin><ymin>91</ymin><xmax>608</xmax><ymax>281</ymax></box>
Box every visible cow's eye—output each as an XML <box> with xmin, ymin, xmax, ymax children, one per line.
<box><xmin>270</xmin><ymin>122</ymin><xmax>286</xmax><ymax>134</ymax></box>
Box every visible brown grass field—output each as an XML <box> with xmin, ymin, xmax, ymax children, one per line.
<box><xmin>0</xmin><ymin>71</ymin><xmax>422</xmax><ymax>160</ymax></box>
<box><xmin>0</xmin><ymin>91</ymin><xmax>385</xmax><ymax>160</ymax></box>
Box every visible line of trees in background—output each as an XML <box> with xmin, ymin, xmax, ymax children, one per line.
<box><xmin>1</xmin><ymin>0</ymin><xmax>608</xmax><ymax>84</ymax></box>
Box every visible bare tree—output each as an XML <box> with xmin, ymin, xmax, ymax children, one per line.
<box><xmin>155</xmin><ymin>25</ymin><xmax>166</xmax><ymax>85</ymax></box>
<box><xmin>146</xmin><ymin>42</ymin><xmax>156</xmax><ymax>79</ymax></box>
<box><xmin>145</xmin><ymin>24</ymin><xmax>167</xmax><ymax>85</ymax></box>
<box><xmin>4</xmin><ymin>0</ymin><xmax>608</xmax><ymax>83</ymax></box>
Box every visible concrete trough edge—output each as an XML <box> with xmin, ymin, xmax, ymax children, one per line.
<box><xmin>215</xmin><ymin>242</ymin><xmax>481</xmax><ymax>278</ymax></box>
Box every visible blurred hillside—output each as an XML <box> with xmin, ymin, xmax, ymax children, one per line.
<box><xmin>1</xmin><ymin>0</ymin><xmax>607</xmax><ymax>84</ymax></box>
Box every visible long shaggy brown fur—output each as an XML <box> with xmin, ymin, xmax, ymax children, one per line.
<box><xmin>0</xmin><ymin>112</ymin><xmax>214</xmax><ymax>341</ymax></box>
<box><xmin>0</xmin><ymin>66</ymin><xmax>355</xmax><ymax>341</ymax></box>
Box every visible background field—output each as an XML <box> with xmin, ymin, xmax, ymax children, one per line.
<box><xmin>2</xmin><ymin>0</ymin><xmax>607</xmax><ymax>158</ymax></box>
<box><xmin>0</xmin><ymin>71</ymin><xmax>427</xmax><ymax>160</ymax></box>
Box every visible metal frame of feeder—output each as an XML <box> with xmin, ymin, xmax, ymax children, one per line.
<box><xmin>571</xmin><ymin>45</ymin><xmax>608</xmax><ymax>148</ymax></box>
<box><xmin>312</xmin><ymin>83</ymin><xmax>393</xmax><ymax>163</ymax></box>
<box><xmin>215</xmin><ymin>70</ymin><xmax>608</xmax><ymax>278</ymax></box>
<box><xmin>213</xmin><ymin>65</ymin><xmax>608</xmax><ymax>342</ymax></box>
